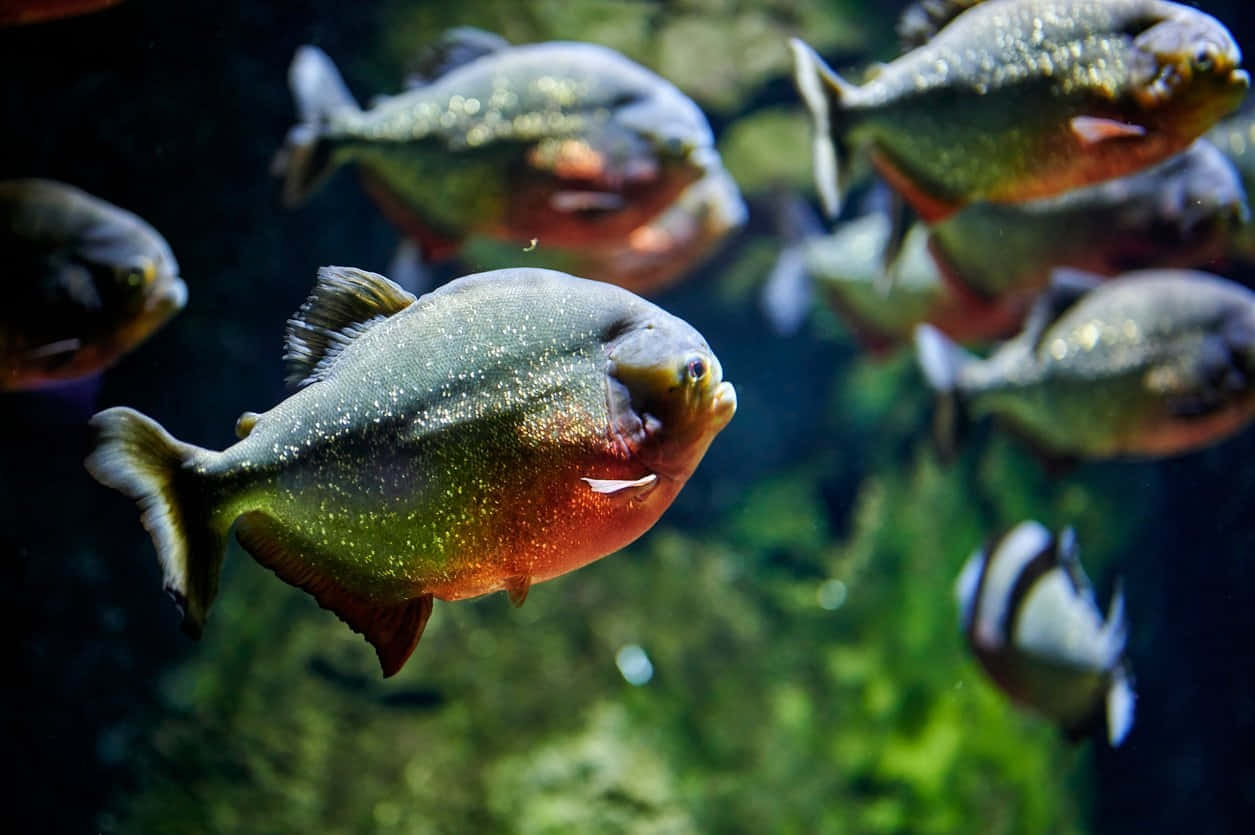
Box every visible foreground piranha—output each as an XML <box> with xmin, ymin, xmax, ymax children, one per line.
<box><xmin>276</xmin><ymin>32</ymin><xmax>722</xmax><ymax>270</ymax></box>
<box><xmin>1</xmin><ymin>179</ymin><xmax>186</xmax><ymax>390</ymax></box>
<box><xmin>930</xmin><ymin>140</ymin><xmax>1248</xmax><ymax>299</ymax></box>
<box><xmin>791</xmin><ymin>0</ymin><xmax>1248</xmax><ymax>220</ymax></box>
<box><xmin>957</xmin><ymin>521</ymin><xmax>1135</xmax><ymax>746</ymax></box>
<box><xmin>86</xmin><ymin>267</ymin><xmax>735</xmax><ymax>676</ymax></box>
<box><xmin>916</xmin><ymin>269</ymin><xmax>1255</xmax><ymax>459</ymax></box>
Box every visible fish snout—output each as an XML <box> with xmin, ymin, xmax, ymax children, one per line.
<box><xmin>709</xmin><ymin>380</ymin><xmax>737</xmax><ymax>429</ymax></box>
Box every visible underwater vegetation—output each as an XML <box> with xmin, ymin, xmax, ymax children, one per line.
<box><xmin>7</xmin><ymin>1</ymin><xmax>1255</xmax><ymax>833</ymax></box>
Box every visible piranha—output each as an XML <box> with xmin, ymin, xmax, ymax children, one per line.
<box><xmin>930</xmin><ymin>139</ymin><xmax>1249</xmax><ymax>299</ymax></box>
<box><xmin>916</xmin><ymin>268</ymin><xmax>1255</xmax><ymax>459</ymax></box>
<box><xmin>275</xmin><ymin>31</ymin><xmax>722</xmax><ymax>274</ymax></box>
<box><xmin>790</xmin><ymin>0</ymin><xmax>1249</xmax><ymax>221</ymax></box>
<box><xmin>957</xmin><ymin>521</ymin><xmax>1135</xmax><ymax>746</ymax></box>
<box><xmin>762</xmin><ymin>204</ymin><xmax>1024</xmax><ymax>349</ymax></box>
<box><xmin>0</xmin><ymin>179</ymin><xmax>186</xmax><ymax>390</ymax></box>
<box><xmin>85</xmin><ymin>266</ymin><xmax>735</xmax><ymax>676</ymax></box>
<box><xmin>547</xmin><ymin>167</ymin><xmax>747</xmax><ymax>296</ymax></box>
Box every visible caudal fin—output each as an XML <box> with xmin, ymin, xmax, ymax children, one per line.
<box><xmin>789</xmin><ymin>38</ymin><xmax>854</xmax><ymax>219</ymax></box>
<box><xmin>274</xmin><ymin>45</ymin><xmax>361</xmax><ymax>207</ymax></box>
<box><xmin>914</xmin><ymin>324</ymin><xmax>974</xmax><ymax>461</ymax></box>
<box><xmin>84</xmin><ymin>407</ymin><xmax>225</xmax><ymax>637</ymax></box>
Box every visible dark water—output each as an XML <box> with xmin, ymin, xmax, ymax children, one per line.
<box><xmin>4</xmin><ymin>1</ymin><xmax>1255</xmax><ymax>832</ymax></box>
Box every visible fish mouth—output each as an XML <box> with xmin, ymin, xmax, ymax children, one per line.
<box><xmin>144</xmin><ymin>277</ymin><xmax>188</xmax><ymax>317</ymax></box>
<box><xmin>709</xmin><ymin>380</ymin><xmax>737</xmax><ymax>430</ymax></box>
<box><xmin>1229</xmin><ymin>68</ymin><xmax>1250</xmax><ymax>88</ymax></box>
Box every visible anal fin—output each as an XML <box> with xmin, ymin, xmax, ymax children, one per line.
<box><xmin>235</xmin><ymin>512</ymin><xmax>433</xmax><ymax>677</ymax></box>
<box><xmin>869</xmin><ymin>149</ymin><xmax>959</xmax><ymax>223</ymax></box>
<box><xmin>504</xmin><ymin>575</ymin><xmax>531</xmax><ymax>608</ymax></box>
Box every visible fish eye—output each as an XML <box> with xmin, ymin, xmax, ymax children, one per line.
<box><xmin>120</xmin><ymin>260</ymin><xmax>156</xmax><ymax>288</ymax></box>
<box><xmin>1194</xmin><ymin>46</ymin><xmax>1216</xmax><ymax>71</ymax></box>
<box><xmin>686</xmin><ymin>357</ymin><xmax>706</xmax><ymax>381</ymax></box>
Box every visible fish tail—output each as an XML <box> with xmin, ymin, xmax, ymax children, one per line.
<box><xmin>84</xmin><ymin>407</ymin><xmax>226</xmax><ymax>638</ymax></box>
<box><xmin>1106</xmin><ymin>665</ymin><xmax>1136</xmax><ymax>747</ymax></box>
<box><xmin>760</xmin><ymin>193</ymin><xmax>825</xmax><ymax>336</ymax></box>
<box><xmin>914</xmin><ymin>323</ymin><xmax>974</xmax><ymax>461</ymax></box>
<box><xmin>789</xmin><ymin>38</ymin><xmax>854</xmax><ymax>219</ymax></box>
<box><xmin>274</xmin><ymin>45</ymin><xmax>360</xmax><ymax>207</ymax></box>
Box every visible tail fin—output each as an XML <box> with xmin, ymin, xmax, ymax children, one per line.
<box><xmin>1106</xmin><ymin>665</ymin><xmax>1136</xmax><ymax>746</ymax></box>
<box><xmin>789</xmin><ymin>38</ymin><xmax>854</xmax><ymax>219</ymax></box>
<box><xmin>761</xmin><ymin>193</ymin><xmax>825</xmax><ymax>336</ymax></box>
<box><xmin>914</xmin><ymin>324</ymin><xmax>974</xmax><ymax>461</ymax></box>
<box><xmin>274</xmin><ymin>45</ymin><xmax>361</xmax><ymax>207</ymax></box>
<box><xmin>84</xmin><ymin>407</ymin><xmax>225</xmax><ymax>638</ymax></box>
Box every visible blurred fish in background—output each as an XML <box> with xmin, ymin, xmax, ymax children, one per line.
<box><xmin>0</xmin><ymin>179</ymin><xmax>185</xmax><ymax>390</ymax></box>
<box><xmin>0</xmin><ymin>0</ymin><xmax>122</xmax><ymax>26</ymax></box>
<box><xmin>916</xmin><ymin>268</ymin><xmax>1255</xmax><ymax>461</ymax></box>
<box><xmin>957</xmin><ymin>521</ymin><xmax>1135</xmax><ymax>746</ymax></box>
<box><xmin>274</xmin><ymin>28</ymin><xmax>739</xmax><ymax>293</ymax></box>
<box><xmin>762</xmin><ymin>205</ymin><xmax>1026</xmax><ymax>349</ymax></box>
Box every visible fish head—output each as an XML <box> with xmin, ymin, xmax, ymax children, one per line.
<box><xmin>1130</xmin><ymin>9</ymin><xmax>1248</xmax><ymax>127</ymax></box>
<box><xmin>608</xmin><ymin>77</ymin><xmax>721</xmax><ymax>179</ymax></box>
<box><xmin>604</xmin><ymin>311</ymin><xmax>735</xmax><ymax>483</ymax></box>
<box><xmin>77</xmin><ymin>214</ymin><xmax>187</xmax><ymax>350</ymax></box>
<box><xmin>1171</xmin><ymin>141</ymin><xmax>1250</xmax><ymax>229</ymax></box>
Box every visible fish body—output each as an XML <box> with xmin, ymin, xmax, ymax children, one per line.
<box><xmin>931</xmin><ymin>139</ymin><xmax>1248</xmax><ymax>298</ymax></box>
<box><xmin>791</xmin><ymin>0</ymin><xmax>1248</xmax><ymax>220</ymax></box>
<box><xmin>0</xmin><ymin>179</ymin><xmax>185</xmax><ymax>390</ymax></box>
<box><xmin>804</xmin><ymin>214</ymin><xmax>1024</xmax><ymax>351</ymax></box>
<box><xmin>554</xmin><ymin>167</ymin><xmax>747</xmax><ymax>295</ymax></box>
<box><xmin>85</xmin><ymin>267</ymin><xmax>735</xmax><ymax>676</ymax></box>
<box><xmin>957</xmin><ymin>521</ymin><xmax>1134</xmax><ymax>745</ymax></box>
<box><xmin>277</xmin><ymin>37</ymin><xmax>721</xmax><ymax>261</ymax></box>
<box><xmin>916</xmin><ymin>269</ymin><xmax>1255</xmax><ymax>458</ymax></box>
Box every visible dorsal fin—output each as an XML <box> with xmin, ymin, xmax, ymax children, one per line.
<box><xmin>897</xmin><ymin>0</ymin><xmax>987</xmax><ymax>52</ymax></box>
<box><xmin>284</xmin><ymin>266</ymin><xmax>416</xmax><ymax>388</ymax></box>
<box><xmin>1024</xmin><ymin>268</ymin><xmax>1103</xmax><ymax>350</ymax></box>
<box><xmin>405</xmin><ymin>27</ymin><xmax>511</xmax><ymax>87</ymax></box>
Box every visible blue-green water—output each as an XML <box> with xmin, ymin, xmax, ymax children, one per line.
<box><xmin>4</xmin><ymin>1</ymin><xmax>1255</xmax><ymax>832</ymax></box>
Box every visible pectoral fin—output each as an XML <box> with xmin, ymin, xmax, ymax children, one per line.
<box><xmin>235</xmin><ymin>512</ymin><xmax>433</xmax><ymax>677</ymax></box>
<box><xmin>550</xmin><ymin>191</ymin><xmax>626</xmax><ymax>213</ymax></box>
<box><xmin>1070</xmin><ymin>116</ymin><xmax>1147</xmax><ymax>146</ymax></box>
<box><xmin>581</xmin><ymin>473</ymin><xmax>658</xmax><ymax>494</ymax></box>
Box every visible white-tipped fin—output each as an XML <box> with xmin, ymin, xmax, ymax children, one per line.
<box><xmin>387</xmin><ymin>239</ymin><xmax>431</xmax><ymax>295</ymax></box>
<box><xmin>1106</xmin><ymin>669</ymin><xmax>1136</xmax><ymax>746</ymax></box>
<box><xmin>582</xmin><ymin>473</ymin><xmax>657</xmax><ymax>494</ymax></box>
<box><xmin>914</xmin><ymin>323</ymin><xmax>971</xmax><ymax>393</ymax></box>
<box><xmin>290</xmin><ymin>45</ymin><xmax>359</xmax><ymax>123</ymax></box>
<box><xmin>1098</xmin><ymin>580</ymin><xmax>1129</xmax><ymax>667</ymax></box>
<box><xmin>789</xmin><ymin>38</ymin><xmax>847</xmax><ymax>218</ymax></box>
<box><xmin>761</xmin><ymin>244</ymin><xmax>813</xmax><ymax>336</ymax></box>
<box><xmin>284</xmin><ymin>266</ymin><xmax>417</xmax><ymax>388</ymax></box>
<box><xmin>84</xmin><ymin>407</ymin><xmax>223</xmax><ymax>637</ymax></box>
<box><xmin>954</xmin><ymin>551</ymin><xmax>987</xmax><ymax>631</ymax></box>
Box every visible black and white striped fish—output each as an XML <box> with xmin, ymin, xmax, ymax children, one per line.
<box><xmin>956</xmin><ymin>521</ymin><xmax>1135</xmax><ymax>746</ymax></box>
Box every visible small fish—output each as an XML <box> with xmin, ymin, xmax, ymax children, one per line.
<box><xmin>791</xmin><ymin>0</ymin><xmax>1248</xmax><ymax>221</ymax></box>
<box><xmin>85</xmin><ymin>266</ymin><xmax>735</xmax><ymax>677</ymax></box>
<box><xmin>275</xmin><ymin>33</ymin><xmax>721</xmax><ymax>265</ymax></box>
<box><xmin>957</xmin><ymin>521</ymin><xmax>1135</xmax><ymax>746</ymax></box>
<box><xmin>763</xmin><ymin>205</ymin><xmax>1024</xmax><ymax>350</ymax></box>
<box><xmin>0</xmin><ymin>179</ymin><xmax>186</xmax><ymax>390</ymax></box>
<box><xmin>916</xmin><ymin>268</ymin><xmax>1255</xmax><ymax>459</ymax></box>
<box><xmin>930</xmin><ymin>139</ymin><xmax>1249</xmax><ymax>298</ymax></box>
